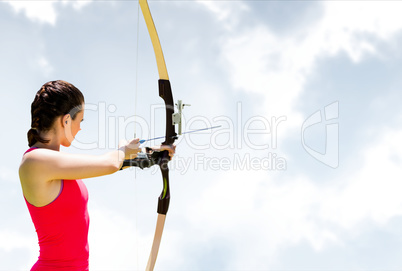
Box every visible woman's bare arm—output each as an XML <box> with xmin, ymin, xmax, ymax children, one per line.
<box><xmin>20</xmin><ymin>139</ymin><xmax>140</xmax><ymax>184</ymax></box>
<box><xmin>20</xmin><ymin>149</ymin><xmax>122</xmax><ymax>182</ymax></box>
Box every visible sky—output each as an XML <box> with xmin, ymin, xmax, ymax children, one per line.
<box><xmin>1</xmin><ymin>0</ymin><xmax>402</xmax><ymax>270</ymax></box>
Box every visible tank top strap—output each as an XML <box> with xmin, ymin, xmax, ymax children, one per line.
<box><xmin>24</xmin><ymin>147</ymin><xmax>38</xmax><ymax>155</ymax></box>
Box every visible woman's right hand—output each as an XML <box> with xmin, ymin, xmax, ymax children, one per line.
<box><xmin>119</xmin><ymin>138</ymin><xmax>141</xmax><ymax>160</ymax></box>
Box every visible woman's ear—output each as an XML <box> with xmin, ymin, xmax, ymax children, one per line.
<box><xmin>62</xmin><ymin>114</ymin><xmax>71</xmax><ymax>127</ymax></box>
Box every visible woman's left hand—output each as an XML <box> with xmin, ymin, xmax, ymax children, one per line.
<box><xmin>152</xmin><ymin>144</ymin><xmax>176</xmax><ymax>160</ymax></box>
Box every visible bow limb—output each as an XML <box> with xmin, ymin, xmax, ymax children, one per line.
<box><xmin>139</xmin><ymin>0</ymin><xmax>168</xmax><ymax>81</ymax></box>
<box><xmin>145</xmin><ymin>214</ymin><xmax>166</xmax><ymax>271</ymax></box>
<box><xmin>139</xmin><ymin>0</ymin><xmax>177</xmax><ymax>270</ymax></box>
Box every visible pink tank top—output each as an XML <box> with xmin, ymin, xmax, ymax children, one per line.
<box><xmin>24</xmin><ymin>148</ymin><xmax>90</xmax><ymax>271</ymax></box>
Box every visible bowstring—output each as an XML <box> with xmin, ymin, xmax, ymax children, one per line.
<box><xmin>134</xmin><ymin>1</ymin><xmax>139</xmax><ymax>141</ymax></box>
<box><xmin>134</xmin><ymin>1</ymin><xmax>140</xmax><ymax>270</ymax></box>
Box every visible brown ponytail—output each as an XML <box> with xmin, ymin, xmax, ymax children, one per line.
<box><xmin>28</xmin><ymin>80</ymin><xmax>85</xmax><ymax>147</ymax></box>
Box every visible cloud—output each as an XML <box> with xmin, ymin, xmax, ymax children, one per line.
<box><xmin>320</xmin><ymin>127</ymin><xmax>402</xmax><ymax>229</ymax></box>
<box><xmin>187</xmin><ymin>170</ymin><xmax>340</xmax><ymax>268</ymax></box>
<box><xmin>0</xmin><ymin>229</ymin><xmax>35</xmax><ymax>253</ymax></box>
<box><xmin>196</xmin><ymin>0</ymin><xmax>249</xmax><ymax>31</ymax></box>
<box><xmin>185</xmin><ymin>125</ymin><xmax>402</xmax><ymax>268</ymax></box>
<box><xmin>37</xmin><ymin>56</ymin><xmax>54</xmax><ymax>77</ymax></box>
<box><xmin>6</xmin><ymin>1</ymin><xmax>58</xmax><ymax>25</ymax></box>
<box><xmin>0</xmin><ymin>229</ymin><xmax>37</xmax><ymax>269</ymax></box>
<box><xmin>217</xmin><ymin>1</ymin><xmax>402</xmax><ymax>128</ymax></box>
<box><xmin>5</xmin><ymin>0</ymin><xmax>92</xmax><ymax>25</ymax></box>
<box><xmin>87</xmin><ymin>202</ymin><xmax>155</xmax><ymax>270</ymax></box>
<box><xmin>0</xmin><ymin>166</ymin><xmax>19</xmax><ymax>183</ymax></box>
<box><xmin>183</xmin><ymin>4</ymin><xmax>402</xmax><ymax>268</ymax></box>
<box><xmin>60</xmin><ymin>0</ymin><xmax>92</xmax><ymax>11</ymax></box>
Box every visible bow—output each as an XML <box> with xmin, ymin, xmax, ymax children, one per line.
<box><xmin>139</xmin><ymin>1</ymin><xmax>176</xmax><ymax>270</ymax></box>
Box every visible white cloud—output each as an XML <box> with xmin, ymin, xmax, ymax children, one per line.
<box><xmin>185</xmin><ymin>3</ymin><xmax>402</xmax><ymax>267</ymax></box>
<box><xmin>88</xmin><ymin>205</ymin><xmax>139</xmax><ymax>269</ymax></box>
<box><xmin>36</xmin><ymin>56</ymin><xmax>54</xmax><ymax>77</ymax></box>
<box><xmin>187</xmin><ymin>170</ymin><xmax>339</xmax><ymax>268</ymax></box>
<box><xmin>320</xmin><ymin>128</ymin><xmax>402</xmax><ymax>229</ymax></box>
<box><xmin>6</xmin><ymin>0</ymin><xmax>93</xmax><ymax>25</ymax></box>
<box><xmin>61</xmin><ymin>0</ymin><xmax>92</xmax><ymax>11</ymax></box>
<box><xmin>218</xmin><ymin>1</ymin><xmax>402</xmax><ymax>130</ymax></box>
<box><xmin>6</xmin><ymin>1</ymin><xmax>58</xmax><ymax>25</ymax></box>
<box><xmin>87</xmin><ymin>202</ymin><xmax>164</xmax><ymax>270</ymax></box>
<box><xmin>0</xmin><ymin>229</ymin><xmax>37</xmax><ymax>269</ymax></box>
<box><xmin>185</xmin><ymin>125</ymin><xmax>402</xmax><ymax>268</ymax></box>
<box><xmin>0</xmin><ymin>229</ymin><xmax>35</xmax><ymax>252</ymax></box>
<box><xmin>196</xmin><ymin>0</ymin><xmax>249</xmax><ymax>31</ymax></box>
<box><xmin>0</xmin><ymin>166</ymin><xmax>19</xmax><ymax>183</ymax></box>
<box><xmin>324</xmin><ymin>2</ymin><xmax>402</xmax><ymax>44</ymax></box>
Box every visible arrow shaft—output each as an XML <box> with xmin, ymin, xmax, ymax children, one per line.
<box><xmin>140</xmin><ymin>125</ymin><xmax>221</xmax><ymax>144</ymax></box>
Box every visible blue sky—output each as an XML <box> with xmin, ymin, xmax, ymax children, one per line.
<box><xmin>2</xmin><ymin>0</ymin><xmax>402</xmax><ymax>270</ymax></box>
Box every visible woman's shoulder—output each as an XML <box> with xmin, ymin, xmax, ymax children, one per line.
<box><xmin>19</xmin><ymin>148</ymin><xmax>65</xmax><ymax>206</ymax></box>
<box><xmin>21</xmin><ymin>148</ymin><xmax>55</xmax><ymax>164</ymax></box>
<box><xmin>19</xmin><ymin>148</ymin><xmax>58</xmax><ymax>178</ymax></box>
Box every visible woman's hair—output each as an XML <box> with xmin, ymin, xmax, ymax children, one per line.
<box><xmin>28</xmin><ymin>80</ymin><xmax>85</xmax><ymax>147</ymax></box>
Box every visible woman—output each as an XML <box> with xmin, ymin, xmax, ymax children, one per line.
<box><xmin>19</xmin><ymin>80</ymin><xmax>175</xmax><ymax>270</ymax></box>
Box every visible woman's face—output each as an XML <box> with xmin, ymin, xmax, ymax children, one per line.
<box><xmin>62</xmin><ymin>103</ymin><xmax>85</xmax><ymax>147</ymax></box>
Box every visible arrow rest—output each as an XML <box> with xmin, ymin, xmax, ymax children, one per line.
<box><xmin>172</xmin><ymin>99</ymin><xmax>190</xmax><ymax>135</ymax></box>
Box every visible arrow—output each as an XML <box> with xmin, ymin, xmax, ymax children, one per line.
<box><xmin>139</xmin><ymin>125</ymin><xmax>221</xmax><ymax>144</ymax></box>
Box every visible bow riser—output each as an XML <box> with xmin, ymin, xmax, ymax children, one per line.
<box><xmin>159</xmin><ymin>79</ymin><xmax>177</xmax><ymax>146</ymax></box>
